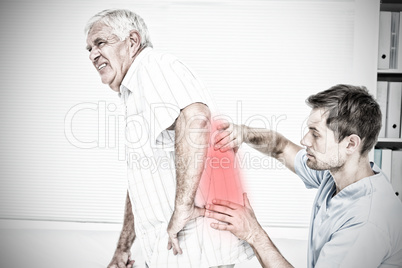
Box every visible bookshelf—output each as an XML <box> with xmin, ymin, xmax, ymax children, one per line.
<box><xmin>376</xmin><ymin>138</ymin><xmax>402</xmax><ymax>149</ymax></box>
<box><xmin>375</xmin><ymin>0</ymin><xmax>402</xmax><ymax>201</ymax></box>
<box><xmin>376</xmin><ymin>0</ymin><xmax>402</xmax><ymax>147</ymax></box>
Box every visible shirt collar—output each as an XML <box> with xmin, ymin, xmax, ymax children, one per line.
<box><xmin>119</xmin><ymin>47</ymin><xmax>153</xmax><ymax>99</ymax></box>
<box><xmin>334</xmin><ymin>162</ymin><xmax>382</xmax><ymax>199</ymax></box>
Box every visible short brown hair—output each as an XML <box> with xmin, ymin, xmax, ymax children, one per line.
<box><xmin>306</xmin><ymin>84</ymin><xmax>382</xmax><ymax>156</ymax></box>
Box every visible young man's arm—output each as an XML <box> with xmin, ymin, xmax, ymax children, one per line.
<box><xmin>108</xmin><ymin>191</ymin><xmax>136</xmax><ymax>268</ymax></box>
<box><xmin>206</xmin><ymin>193</ymin><xmax>293</xmax><ymax>268</ymax></box>
<box><xmin>166</xmin><ymin>103</ymin><xmax>209</xmax><ymax>255</ymax></box>
<box><xmin>214</xmin><ymin>123</ymin><xmax>302</xmax><ymax>173</ymax></box>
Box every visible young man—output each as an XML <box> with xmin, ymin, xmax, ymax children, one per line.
<box><xmin>208</xmin><ymin>84</ymin><xmax>402</xmax><ymax>267</ymax></box>
<box><xmin>85</xmin><ymin>9</ymin><xmax>253</xmax><ymax>268</ymax></box>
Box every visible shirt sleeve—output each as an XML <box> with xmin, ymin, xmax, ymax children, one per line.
<box><xmin>315</xmin><ymin>222</ymin><xmax>388</xmax><ymax>267</ymax></box>
<box><xmin>294</xmin><ymin>149</ymin><xmax>328</xmax><ymax>189</ymax></box>
<box><xmin>141</xmin><ymin>54</ymin><xmax>215</xmax><ymax>146</ymax></box>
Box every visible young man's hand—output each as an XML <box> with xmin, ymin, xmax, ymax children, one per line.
<box><xmin>206</xmin><ymin>193</ymin><xmax>262</xmax><ymax>244</ymax></box>
<box><xmin>214</xmin><ymin>122</ymin><xmax>246</xmax><ymax>153</ymax></box>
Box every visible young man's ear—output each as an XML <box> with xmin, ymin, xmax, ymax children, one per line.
<box><xmin>345</xmin><ymin>134</ymin><xmax>361</xmax><ymax>154</ymax></box>
<box><xmin>128</xmin><ymin>30</ymin><xmax>142</xmax><ymax>58</ymax></box>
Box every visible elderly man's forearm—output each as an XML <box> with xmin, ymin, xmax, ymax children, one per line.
<box><xmin>116</xmin><ymin>192</ymin><xmax>135</xmax><ymax>251</ymax></box>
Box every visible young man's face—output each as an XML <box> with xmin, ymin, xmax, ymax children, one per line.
<box><xmin>86</xmin><ymin>23</ymin><xmax>132</xmax><ymax>92</ymax></box>
<box><xmin>301</xmin><ymin>108</ymin><xmax>347</xmax><ymax>171</ymax></box>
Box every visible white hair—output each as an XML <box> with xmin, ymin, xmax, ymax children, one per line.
<box><xmin>85</xmin><ymin>9</ymin><xmax>153</xmax><ymax>48</ymax></box>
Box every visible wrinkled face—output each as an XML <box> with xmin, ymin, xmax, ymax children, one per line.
<box><xmin>86</xmin><ymin>23</ymin><xmax>132</xmax><ymax>92</ymax></box>
<box><xmin>301</xmin><ymin>108</ymin><xmax>347</xmax><ymax>171</ymax></box>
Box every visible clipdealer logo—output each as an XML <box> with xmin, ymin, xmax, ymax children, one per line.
<box><xmin>64</xmin><ymin>100</ymin><xmax>289</xmax><ymax>165</ymax></box>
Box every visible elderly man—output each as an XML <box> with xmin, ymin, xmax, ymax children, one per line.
<box><xmin>85</xmin><ymin>9</ymin><xmax>253</xmax><ymax>268</ymax></box>
<box><xmin>209</xmin><ymin>85</ymin><xmax>402</xmax><ymax>267</ymax></box>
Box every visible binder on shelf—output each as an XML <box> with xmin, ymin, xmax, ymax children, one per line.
<box><xmin>386</xmin><ymin>82</ymin><xmax>402</xmax><ymax>138</ymax></box>
<box><xmin>382</xmin><ymin>149</ymin><xmax>392</xmax><ymax>182</ymax></box>
<box><xmin>377</xmin><ymin>81</ymin><xmax>388</xmax><ymax>138</ymax></box>
<box><xmin>399</xmin><ymin>12</ymin><xmax>402</xmax><ymax>70</ymax></box>
<box><xmin>390</xmin><ymin>12</ymin><xmax>400</xmax><ymax>69</ymax></box>
<box><xmin>374</xmin><ymin>149</ymin><xmax>382</xmax><ymax>168</ymax></box>
<box><xmin>379</xmin><ymin>11</ymin><xmax>392</xmax><ymax>69</ymax></box>
<box><xmin>391</xmin><ymin>150</ymin><xmax>402</xmax><ymax>202</ymax></box>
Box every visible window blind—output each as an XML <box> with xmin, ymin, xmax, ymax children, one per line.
<box><xmin>0</xmin><ymin>0</ymin><xmax>378</xmax><ymax>227</ymax></box>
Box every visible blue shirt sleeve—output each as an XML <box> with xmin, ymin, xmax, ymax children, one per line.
<box><xmin>294</xmin><ymin>149</ymin><xmax>328</xmax><ymax>189</ymax></box>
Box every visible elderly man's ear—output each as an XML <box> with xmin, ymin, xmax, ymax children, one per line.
<box><xmin>128</xmin><ymin>30</ymin><xmax>142</xmax><ymax>58</ymax></box>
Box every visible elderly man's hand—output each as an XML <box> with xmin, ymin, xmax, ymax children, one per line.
<box><xmin>214</xmin><ymin>122</ymin><xmax>245</xmax><ymax>153</ymax></box>
<box><xmin>205</xmin><ymin>193</ymin><xmax>262</xmax><ymax>244</ymax></box>
<box><xmin>107</xmin><ymin>249</ymin><xmax>135</xmax><ymax>268</ymax></box>
<box><xmin>167</xmin><ymin>205</ymin><xmax>205</xmax><ymax>255</ymax></box>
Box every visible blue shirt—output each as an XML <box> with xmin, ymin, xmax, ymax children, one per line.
<box><xmin>294</xmin><ymin>149</ymin><xmax>402</xmax><ymax>267</ymax></box>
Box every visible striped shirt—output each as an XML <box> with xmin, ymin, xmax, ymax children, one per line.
<box><xmin>119</xmin><ymin>47</ymin><xmax>254</xmax><ymax>267</ymax></box>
